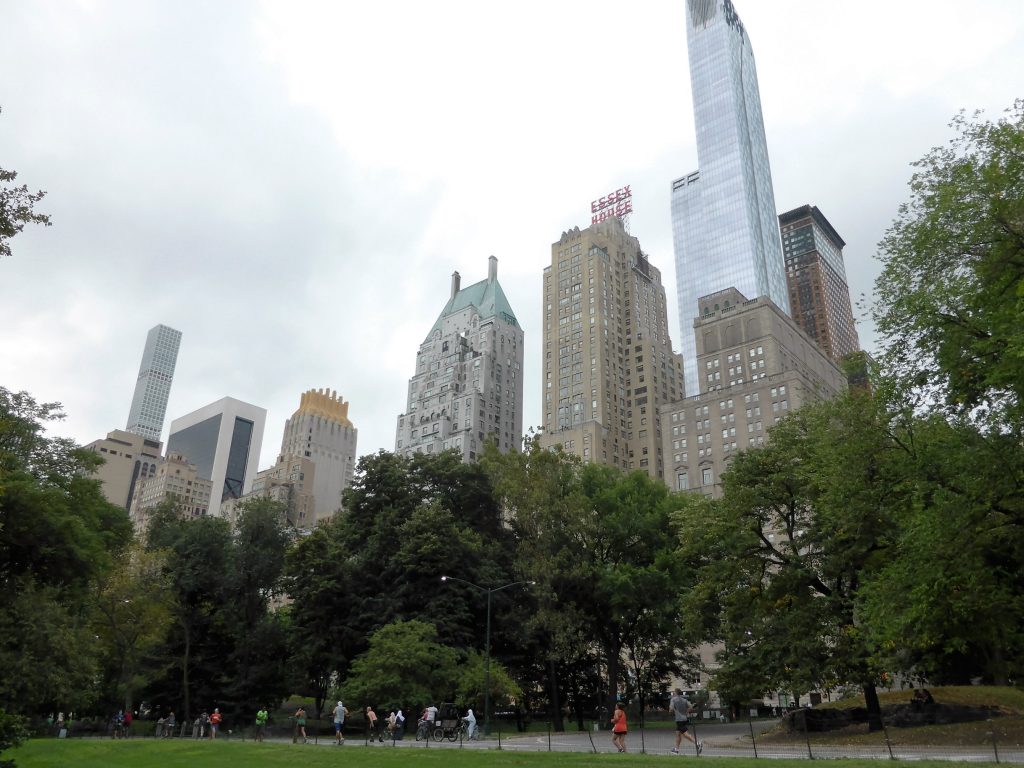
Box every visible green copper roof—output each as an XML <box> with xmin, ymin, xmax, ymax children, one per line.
<box><xmin>427</xmin><ymin>276</ymin><xmax>519</xmax><ymax>339</ymax></box>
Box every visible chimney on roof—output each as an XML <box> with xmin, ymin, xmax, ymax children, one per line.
<box><xmin>488</xmin><ymin>255</ymin><xmax>497</xmax><ymax>282</ymax></box>
<box><xmin>451</xmin><ymin>271</ymin><xmax>461</xmax><ymax>299</ymax></box>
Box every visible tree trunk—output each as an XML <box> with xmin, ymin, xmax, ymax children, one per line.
<box><xmin>863</xmin><ymin>683</ymin><xmax>883</xmax><ymax>732</ymax></box>
<box><xmin>182</xmin><ymin>629</ymin><xmax>192</xmax><ymax>724</ymax></box>
<box><xmin>548</xmin><ymin>659</ymin><xmax>564</xmax><ymax>732</ymax></box>
<box><xmin>606</xmin><ymin>647</ymin><xmax>621</xmax><ymax>726</ymax></box>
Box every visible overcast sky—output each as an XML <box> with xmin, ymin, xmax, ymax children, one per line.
<box><xmin>2</xmin><ymin>1</ymin><xmax>1021</xmax><ymax>470</ymax></box>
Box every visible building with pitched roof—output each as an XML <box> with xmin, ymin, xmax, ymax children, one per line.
<box><xmin>395</xmin><ymin>256</ymin><xmax>524</xmax><ymax>461</ymax></box>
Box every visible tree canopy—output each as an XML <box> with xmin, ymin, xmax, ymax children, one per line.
<box><xmin>873</xmin><ymin>100</ymin><xmax>1024</xmax><ymax>430</ymax></box>
<box><xmin>0</xmin><ymin>108</ymin><xmax>51</xmax><ymax>259</ymax></box>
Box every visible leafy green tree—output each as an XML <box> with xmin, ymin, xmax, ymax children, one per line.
<box><xmin>340</xmin><ymin>620</ymin><xmax>459</xmax><ymax>711</ymax></box>
<box><xmin>282</xmin><ymin>515</ymin><xmax>357</xmax><ymax>717</ymax></box>
<box><xmin>859</xmin><ymin>415</ymin><xmax>1024</xmax><ymax>684</ymax></box>
<box><xmin>91</xmin><ymin>542</ymin><xmax>174</xmax><ymax>713</ymax></box>
<box><xmin>868</xmin><ymin>101</ymin><xmax>1024</xmax><ymax>684</ymax></box>
<box><xmin>0</xmin><ymin>387</ymin><xmax>130</xmax><ymax>714</ymax></box>
<box><xmin>0</xmin><ymin>108</ymin><xmax>51</xmax><ymax>260</ymax></box>
<box><xmin>0</xmin><ymin>708</ymin><xmax>29</xmax><ymax>768</ymax></box>
<box><xmin>873</xmin><ymin>100</ymin><xmax>1024</xmax><ymax>429</ymax></box>
<box><xmin>285</xmin><ymin>449</ymin><xmax>516</xmax><ymax>716</ymax></box>
<box><xmin>455</xmin><ymin>648</ymin><xmax>521</xmax><ymax>715</ymax></box>
<box><xmin>145</xmin><ymin>504</ymin><xmax>234</xmax><ymax>722</ymax></box>
<box><xmin>219</xmin><ymin>498</ymin><xmax>291</xmax><ymax>721</ymax></box>
<box><xmin>485</xmin><ymin>440</ymin><xmax>694</xmax><ymax>724</ymax></box>
<box><xmin>678</xmin><ymin>392</ymin><xmax>903</xmax><ymax>727</ymax></box>
<box><xmin>144</xmin><ymin>498</ymin><xmax>291</xmax><ymax>723</ymax></box>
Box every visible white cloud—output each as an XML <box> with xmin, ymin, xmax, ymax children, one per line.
<box><xmin>1</xmin><ymin>0</ymin><xmax>1021</xmax><ymax>473</ymax></box>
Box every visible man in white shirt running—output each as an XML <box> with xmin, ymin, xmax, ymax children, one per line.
<box><xmin>333</xmin><ymin>700</ymin><xmax>348</xmax><ymax>745</ymax></box>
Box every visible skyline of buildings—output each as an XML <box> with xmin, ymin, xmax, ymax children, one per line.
<box><xmin>395</xmin><ymin>256</ymin><xmax>524</xmax><ymax>462</ymax></box>
<box><xmin>81</xmin><ymin>0</ymin><xmax>861</xmax><ymax>528</ymax></box>
<box><xmin>671</xmin><ymin>0</ymin><xmax>790</xmax><ymax>396</ymax></box>
<box><xmin>125</xmin><ymin>324</ymin><xmax>181</xmax><ymax>443</ymax></box>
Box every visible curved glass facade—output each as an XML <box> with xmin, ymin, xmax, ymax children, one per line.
<box><xmin>672</xmin><ymin>0</ymin><xmax>789</xmax><ymax>395</ymax></box>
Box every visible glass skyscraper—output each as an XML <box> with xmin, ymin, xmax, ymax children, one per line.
<box><xmin>671</xmin><ymin>0</ymin><xmax>789</xmax><ymax>395</ymax></box>
<box><xmin>126</xmin><ymin>324</ymin><xmax>182</xmax><ymax>442</ymax></box>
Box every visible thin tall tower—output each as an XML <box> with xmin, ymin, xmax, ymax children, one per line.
<box><xmin>126</xmin><ymin>324</ymin><xmax>181</xmax><ymax>442</ymax></box>
<box><xmin>672</xmin><ymin>0</ymin><xmax>788</xmax><ymax>396</ymax></box>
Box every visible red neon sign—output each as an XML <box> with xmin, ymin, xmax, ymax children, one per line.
<box><xmin>591</xmin><ymin>185</ymin><xmax>633</xmax><ymax>224</ymax></box>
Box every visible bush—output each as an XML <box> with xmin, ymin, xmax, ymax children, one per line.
<box><xmin>0</xmin><ymin>709</ymin><xmax>29</xmax><ymax>768</ymax></box>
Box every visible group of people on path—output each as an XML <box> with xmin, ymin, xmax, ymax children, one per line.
<box><xmin>609</xmin><ymin>688</ymin><xmax>703</xmax><ymax>755</ymax></box>
<box><xmin>286</xmin><ymin>700</ymin><xmax>478</xmax><ymax>745</ymax></box>
<box><xmin>154</xmin><ymin>707</ymin><xmax>221</xmax><ymax>738</ymax></box>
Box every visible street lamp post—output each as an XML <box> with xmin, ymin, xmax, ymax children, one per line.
<box><xmin>441</xmin><ymin>575</ymin><xmax>534</xmax><ymax>737</ymax></box>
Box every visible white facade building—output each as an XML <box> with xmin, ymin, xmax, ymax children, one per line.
<box><xmin>166</xmin><ymin>396</ymin><xmax>266</xmax><ymax>518</ymax></box>
<box><xmin>126</xmin><ymin>324</ymin><xmax>181</xmax><ymax>442</ymax></box>
<box><xmin>395</xmin><ymin>256</ymin><xmax>524</xmax><ymax>461</ymax></box>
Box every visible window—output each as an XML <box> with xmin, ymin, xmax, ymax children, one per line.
<box><xmin>702</xmin><ymin>468</ymin><xmax>713</xmax><ymax>485</ymax></box>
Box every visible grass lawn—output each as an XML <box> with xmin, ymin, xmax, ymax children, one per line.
<box><xmin>7</xmin><ymin>739</ymin><xmax>1003</xmax><ymax>768</ymax></box>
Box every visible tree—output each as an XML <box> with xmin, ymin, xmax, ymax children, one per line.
<box><xmin>678</xmin><ymin>392</ymin><xmax>904</xmax><ymax>727</ymax></box>
<box><xmin>340</xmin><ymin>620</ymin><xmax>460</xmax><ymax>711</ymax></box>
<box><xmin>873</xmin><ymin>100</ymin><xmax>1024</xmax><ymax>430</ymax></box>
<box><xmin>91</xmin><ymin>542</ymin><xmax>174</xmax><ymax>713</ymax></box>
<box><xmin>218</xmin><ymin>498</ymin><xmax>291</xmax><ymax>721</ymax></box>
<box><xmin>0</xmin><ymin>387</ymin><xmax>130</xmax><ymax>714</ymax></box>
<box><xmin>0</xmin><ymin>708</ymin><xmax>29</xmax><ymax>768</ymax></box>
<box><xmin>858</xmin><ymin>414</ymin><xmax>1024</xmax><ymax>684</ymax></box>
<box><xmin>485</xmin><ymin>440</ymin><xmax>695</xmax><ymax>726</ymax></box>
<box><xmin>869</xmin><ymin>100</ymin><xmax>1024</xmax><ymax>684</ymax></box>
<box><xmin>145</xmin><ymin>504</ymin><xmax>234</xmax><ymax>722</ymax></box>
<box><xmin>144</xmin><ymin>498</ymin><xmax>291</xmax><ymax>723</ymax></box>
<box><xmin>0</xmin><ymin>108</ymin><xmax>51</xmax><ymax>259</ymax></box>
<box><xmin>285</xmin><ymin>449</ymin><xmax>516</xmax><ymax>716</ymax></box>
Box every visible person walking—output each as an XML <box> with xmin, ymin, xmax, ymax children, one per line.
<box><xmin>255</xmin><ymin>707</ymin><xmax>268</xmax><ymax>742</ymax></box>
<box><xmin>610</xmin><ymin>702</ymin><xmax>628</xmax><ymax>753</ymax></box>
<box><xmin>293</xmin><ymin>705</ymin><xmax>307</xmax><ymax>744</ymax></box>
<box><xmin>165</xmin><ymin>711</ymin><xmax>177</xmax><ymax>738</ymax></box>
<box><xmin>366</xmin><ymin>706</ymin><xmax>382</xmax><ymax>742</ymax></box>
<box><xmin>209</xmin><ymin>708</ymin><xmax>222</xmax><ymax>739</ymax></box>
<box><xmin>669</xmin><ymin>688</ymin><xmax>702</xmax><ymax>755</ymax></box>
<box><xmin>333</xmin><ymin>700</ymin><xmax>348</xmax><ymax>744</ymax></box>
<box><xmin>395</xmin><ymin>709</ymin><xmax>406</xmax><ymax>739</ymax></box>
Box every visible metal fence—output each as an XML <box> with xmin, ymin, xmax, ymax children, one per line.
<box><xmin>51</xmin><ymin>709</ymin><xmax>1022</xmax><ymax>762</ymax></box>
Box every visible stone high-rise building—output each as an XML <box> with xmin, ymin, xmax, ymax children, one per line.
<box><xmin>84</xmin><ymin>429</ymin><xmax>163</xmax><ymax>511</ymax></box>
<box><xmin>396</xmin><ymin>256</ymin><xmax>524</xmax><ymax>461</ymax></box>
<box><xmin>278</xmin><ymin>388</ymin><xmax>357</xmax><ymax>520</ymax></box>
<box><xmin>129</xmin><ymin>451</ymin><xmax>214</xmax><ymax>530</ymax></box>
<box><xmin>660</xmin><ymin>287</ymin><xmax>845</xmax><ymax>497</ymax></box>
<box><xmin>125</xmin><ymin>324</ymin><xmax>181</xmax><ymax>442</ymax></box>
<box><xmin>540</xmin><ymin>217</ymin><xmax>684</xmax><ymax>480</ymax></box>
<box><xmin>779</xmin><ymin>205</ymin><xmax>861</xmax><ymax>362</ymax></box>
<box><xmin>220</xmin><ymin>455</ymin><xmax>318</xmax><ymax>529</ymax></box>
<box><xmin>672</xmin><ymin>0</ymin><xmax>788</xmax><ymax>395</ymax></box>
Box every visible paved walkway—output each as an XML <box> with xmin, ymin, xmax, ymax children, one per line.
<box><xmin>254</xmin><ymin>721</ymin><xmax>1021</xmax><ymax>762</ymax></box>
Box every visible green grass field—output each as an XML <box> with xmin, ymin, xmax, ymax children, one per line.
<box><xmin>6</xmin><ymin>740</ymin><xmax>1003</xmax><ymax>768</ymax></box>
